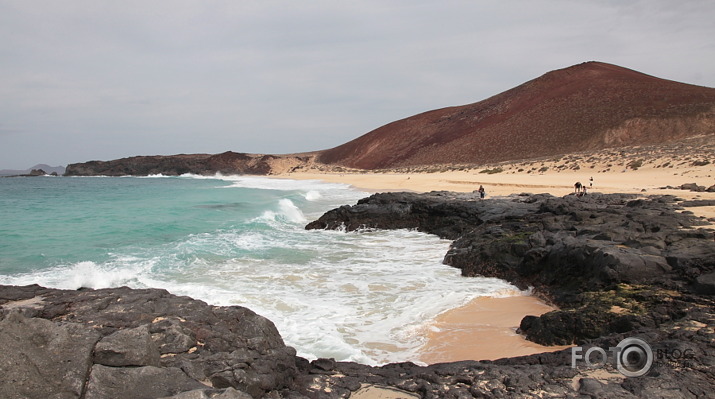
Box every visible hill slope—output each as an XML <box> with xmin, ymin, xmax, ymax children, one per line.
<box><xmin>317</xmin><ymin>62</ymin><xmax>715</xmax><ymax>170</ymax></box>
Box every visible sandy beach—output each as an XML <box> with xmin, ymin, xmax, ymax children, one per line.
<box><xmin>274</xmin><ymin>140</ymin><xmax>715</xmax><ymax>364</ymax></box>
<box><xmin>419</xmin><ymin>294</ymin><xmax>573</xmax><ymax>364</ymax></box>
<box><xmin>281</xmin><ymin>167</ymin><xmax>715</xmax><ymax>223</ymax></box>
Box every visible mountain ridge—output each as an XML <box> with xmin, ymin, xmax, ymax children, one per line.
<box><xmin>317</xmin><ymin>61</ymin><xmax>715</xmax><ymax>169</ymax></box>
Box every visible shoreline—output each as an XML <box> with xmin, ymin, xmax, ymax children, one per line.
<box><xmin>419</xmin><ymin>295</ymin><xmax>572</xmax><ymax>364</ymax></box>
<box><xmin>273</xmin><ymin>156</ymin><xmax>715</xmax><ymax>364</ymax></box>
<box><xmin>276</xmin><ymin>158</ymin><xmax>715</xmax><ymax>223</ymax></box>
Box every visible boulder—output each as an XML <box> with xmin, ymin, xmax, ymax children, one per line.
<box><xmin>84</xmin><ymin>365</ymin><xmax>207</xmax><ymax>399</ymax></box>
<box><xmin>94</xmin><ymin>324</ymin><xmax>160</xmax><ymax>367</ymax></box>
<box><xmin>680</xmin><ymin>183</ymin><xmax>706</xmax><ymax>192</ymax></box>
<box><xmin>0</xmin><ymin>285</ymin><xmax>299</xmax><ymax>399</ymax></box>
<box><xmin>0</xmin><ymin>311</ymin><xmax>100</xmax><ymax>399</ymax></box>
<box><xmin>694</xmin><ymin>271</ymin><xmax>715</xmax><ymax>295</ymax></box>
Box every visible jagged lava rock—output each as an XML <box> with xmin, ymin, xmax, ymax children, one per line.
<box><xmin>0</xmin><ymin>285</ymin><xmax>297</xmax><ymax>399</ymax></box>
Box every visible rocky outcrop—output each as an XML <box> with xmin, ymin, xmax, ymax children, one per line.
<box><xmin>0</xmin><ymin>168</ymin><xmax>57</xmax><ymax>178</ymax></box>
<box><xmin>305</xmin><ymin>192</ymin><xmax>715</xmax><ymax>397</ymax></box>
<box><xmin>297</xmin><ymin>318</ymin><xmax>715</xmax><ymax>398</ymax></box>
<box><xmin>660</xmin><ymin>183</ymin><xmax>715</xmax><ymax>193</ymax></box>
<box><xmin>307</xmin><ymin>192</ymin><xmax>715</xmax><ymax>347</ymax></box>
<box><xmin>0</xmin><ymin>164</ymin><xmax>65</xmax><ymax>176</ymax></box>
<box><xmin>4</xmin><ymin>283</ymin><xmax>713</xmax><ymax>398</ymax></box>
<box><xmin>0</xmin><ymin>286</ymin><xmax>297</xmax><ymax>398</ymax></box>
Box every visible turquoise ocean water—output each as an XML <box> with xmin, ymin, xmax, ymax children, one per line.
<box><xmin>0</xmin><ymin>175</ymin><xmax>518</xmax><ymax>365</ymax></box>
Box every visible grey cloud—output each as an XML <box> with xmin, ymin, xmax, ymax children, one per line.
<box><xmin>0</xmin><ymin>0</ymin><xmax>714</xmax><ymax>169</ymax></box>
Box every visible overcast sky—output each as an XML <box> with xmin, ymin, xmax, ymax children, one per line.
<box><xmin>1</xmin><ymin>1</ymin><xmax>714</xmax><ymax>169</ymax></box>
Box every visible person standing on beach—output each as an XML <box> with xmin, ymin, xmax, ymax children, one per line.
<box><xmin>589</xmin><ymin>176</ymin><xmax>593</xmax><ymax>188</ymax></box>
<box><xmin>574</xmin><ymin>182</ymin><xmax>582</xmax><ymax>194</ymax></box>
<box><xmin>478</xmin><ymin>185</ymin><xmax>486</xmax><ymax>199</ymax></box>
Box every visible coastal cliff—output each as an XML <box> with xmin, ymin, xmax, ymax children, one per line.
<box><xmin>2</xmin><ymin>193</ymin><xmax>714</xmax><ymax>398</ymax></box>
<box><xmin>64</xmin><ymin>152</ymin><xmax>318</xmax><ymax>177</ymax></box>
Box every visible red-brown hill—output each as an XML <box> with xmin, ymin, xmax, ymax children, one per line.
<box><xmin>317</xmin><ymin>61</ymin><xmax>715</xmax><ymax>170</ymax></box>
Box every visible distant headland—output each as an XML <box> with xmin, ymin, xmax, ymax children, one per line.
<box><xmin>0</xmin><ymin>164</ymin><xmax>65</xmax><ymax>177</ymax></box>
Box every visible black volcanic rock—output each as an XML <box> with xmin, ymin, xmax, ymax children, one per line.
<box><xmin>307</xmin><ymin>192</ymin><xmax>715</xmax><ymax>346</ymax></box>
<box><xmin>0</xmin><ymin>285</ymin><xmax>297</xmax><ymax>398</ymax></box>
<box><xmin>301</xmin><ymin>192</ymin><xmax>715</xmax><ymax>397</ymax></box>
<box><xmin>2</xmin><ymin>281</ymin><xmax>714</xmax><ymax>398</ymax></box>
<box><xmin>305</xmin><ymin>191</ymin><xmax>538</xmax><ymax>240</ymax></box>
<box><xmin>0</xmin><ymin>164</ymin><xmax>65</xmax><ymax>176</ymax></box>
<box><xmin>0</xmin><ymin>311</ymin><xmax>100</xmax><ymax>398</ymax></box>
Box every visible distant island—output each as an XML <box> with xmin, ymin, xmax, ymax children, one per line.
<box><xmin>0</xmin><ymin>164</ymin><xmax>65</xmax><ymax>177</ymax></box>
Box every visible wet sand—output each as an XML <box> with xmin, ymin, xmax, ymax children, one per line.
<box><xmin>420</xmin><ymin>295</ymin><xmax>572</xmax><ymax>364</ymax></box>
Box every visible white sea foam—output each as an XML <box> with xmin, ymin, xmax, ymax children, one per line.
<box><xmin>304</xmin><ymin>190</ymin><xmax>321</xmax><ymax>201</ymax></box>
<box><xmin>0</xmin><ymin>259</ymin><xmax>150</xmax><ymax>290</ymax></box>
<box><xmin>0</xmin><ymin>176</ymin><xmax>523</xmax><ymax>366</ymax></box>
<box><xmin>180</xmin><ymin>173</ymin><xmax>348</xmax><ymax>192</ymax></box>
<box><xmin>2</xmin><ymin>226</ymin><xmax>520</xmax><ymax>366</ymax></box>
<box><xmin>154</xmin><ymin>228</ymin><xmax>518</xmax><ymax>365</ymax></box>
<box><xmin>69</xmin><ymin>261</ymin><xmax>127</xmax><ymax>288</ymax></box>
<box><xmin>141</xmin><ymin>174</ymin><xmax>170</xmax><ymax>178</ymax></box>
<box><xmin>256</xmin><ymin>199</ymin><xmax>310</xmax><ymax>225</ymax></box>
<box><xmin>278</xmin><ymin>199</ymin><xmax>307</xmax><ymax>223</ymax></box>
<box><xmin>197</xmin><ymin>174</ymin><xmax>364</xmax><ymax>202</ymax></box>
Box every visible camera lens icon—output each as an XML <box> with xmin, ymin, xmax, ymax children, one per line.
<box><xmin>616</xmin><ymin>337</ymin><xmax>653</xmax><ymax>377</ymax></box>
